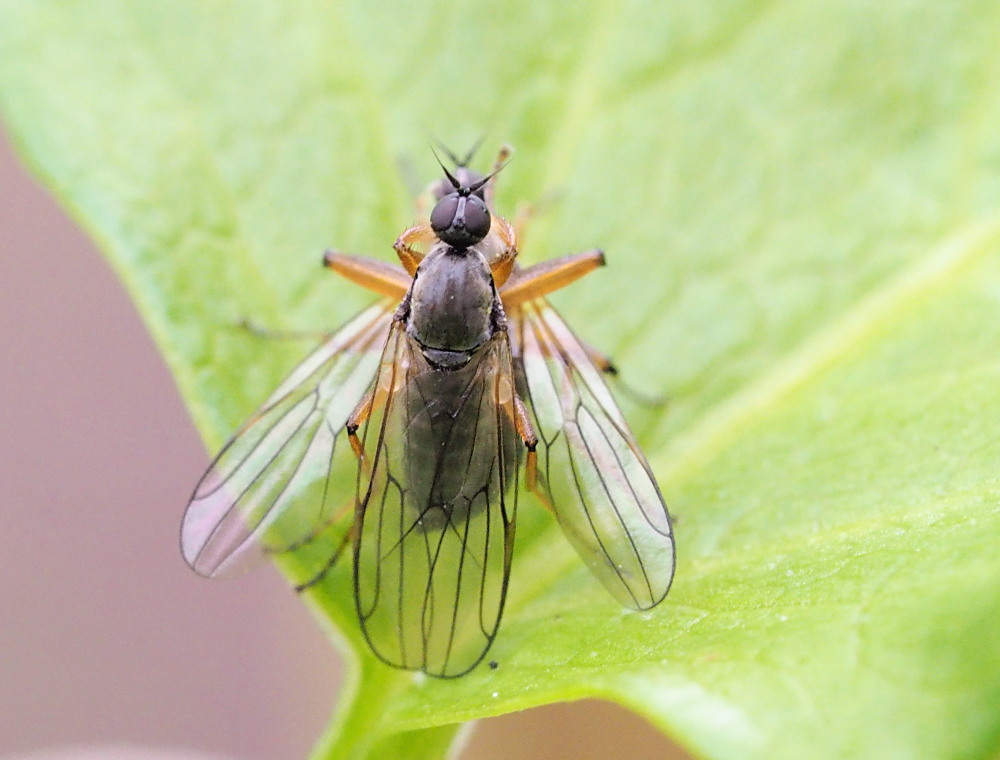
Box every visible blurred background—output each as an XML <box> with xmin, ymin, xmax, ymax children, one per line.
<box><xmin>0</xmin><ymin>129</ymin><xmax>688</xmax><ymax>759</ymax></box>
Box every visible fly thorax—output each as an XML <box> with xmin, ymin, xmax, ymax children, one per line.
<box><xmin>407</xmin><ymin>247</ymin><xmax>496</xmax><ymax>367</ymax></box>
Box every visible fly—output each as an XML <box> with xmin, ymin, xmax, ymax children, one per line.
<box><xmin>181</xmin><ymin>146</ymin><xmax>675</xmax><ymax>677</ymax></box>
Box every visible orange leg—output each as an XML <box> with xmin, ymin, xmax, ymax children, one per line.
<box><xmin>499</xmin><ymin>249</ymin><xmax>606</xmax><ymax>307</ymax></box>
<box><xmin>491</xmin><ymin>253</ymin><xmax>516</xmax><ymax>289</ymax></box>
<box><xmin>488</xmin><ymin>214</ymin><xmax>519</xmax><ymax>287</ymax></box>
<box><xmin>323</xmin><ymin>251</ymin><xmax>411</xmax><ymax>299</ymax></box>
<box><xmin>393</xmin><ymin>224</ymin><xmax>436</xmax><ymax>275</ymax></box>
<box><xmin>511</xmin><ymin>394</ymin><xmax>540</xmax><ymax>492</ymax></box>
<box><xmin>347</xmin><ymin>322</ymin><xmax>407</xmax><ymax>461</ymax></box>
<box><xmin>577</xmin><ymin>338</ymin><xmax>617</xmax><ymax>375</ymax></box>
<box><xmin>508</xmin><ymin>392</ymin><xmax>556</xmax><ymax>512</ymax></box>
<box><xmin>346</xmin><ymin>387</ymin><xmax>379</xmax><ymax>460</ymax></box>
<box><xmin>484</xmin><ymin>144</ymin><xmax>513</xmax><ymax>208</ymax></box>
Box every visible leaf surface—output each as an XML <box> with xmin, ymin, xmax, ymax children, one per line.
<box><xmin>3</xmin><ymin>2</ymin><xmax>1000</xmax><ymax>758</ymax></box>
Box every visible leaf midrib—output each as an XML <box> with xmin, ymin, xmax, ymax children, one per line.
<box><xmin>653</xmin><ymin>214</ymin><xmax>1000</xmax><ymax>483</ymax></box>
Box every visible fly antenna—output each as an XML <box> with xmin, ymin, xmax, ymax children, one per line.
<box><xmin>434</xmin><ymin>140</ymin><xmax>463</xmax><ymax>168</ymax></box>
<box><xmin>434</xmin><ymin>136</ymin><xmax>485</xmax><ymax>168</ymax></box>
<box><xmin>458</xmin><ymin>135</ymin><xmax>485</xmax><ymax>166</ymax></box>
<box><xmin>429</xmin><ymin>144</ymin><xmax>461</xmax><ymax>190</ymax></box>
<box><xmin>469</xmin><ymin>153</ymin><xmax>512</xmax><ymax>193</ymax></box>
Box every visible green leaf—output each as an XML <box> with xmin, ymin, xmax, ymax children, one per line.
<box><xmin>3</xmin><ymin>2</ymin><xmax>1000</xmax><ymax>759</ymax></box>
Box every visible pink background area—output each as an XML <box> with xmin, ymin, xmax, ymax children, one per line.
<box><xmin>0</xmin><ymin>129</ymin><xmax>686</xmax><ymax>760</ymax></box>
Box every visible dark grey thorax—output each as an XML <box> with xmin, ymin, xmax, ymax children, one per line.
<box><xmin>404</xmin><ymin>244</ymin><xmax>502</xmax><ymax>368</ymax></box>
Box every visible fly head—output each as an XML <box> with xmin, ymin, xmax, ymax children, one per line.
<box><xmin>429</xmin><ymin>169</ymin><xmax>492</xmax><ymax>249</ymax></box>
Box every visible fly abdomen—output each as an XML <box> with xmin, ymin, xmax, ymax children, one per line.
<box><xmin>400</xmin><ymin>339</ymin><xmax>518</xmax><ymax>532</ymax></box>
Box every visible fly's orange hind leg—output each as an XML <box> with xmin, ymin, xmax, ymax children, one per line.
<box><xmin>499</xmin><ymin>249</ymin><xmax>606</xmax><ymax>308</ymax></box>
<box><xmin>346</xmin><ymin>387</ymin><xmax>379</xmax><ymax>462</ymax></box>
<box><xmin>510</xmin><ymin>392</ymin><xmax>555</xmax><ymax>513</ymax></box>
<box><xmin>513</xmin><ymin>394</ymin><xmax>539</xmax><ymax>491</ymax></box>
<box><xmin>347</xmin><ymin>321</ymin><xmax>406</xmax><ymax>465</ymax></box>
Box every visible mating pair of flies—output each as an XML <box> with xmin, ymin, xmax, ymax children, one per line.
<box><xmin>181</xmin><ymin>145</ymin><xmax>675</xmax><ymax>677</ymax></box>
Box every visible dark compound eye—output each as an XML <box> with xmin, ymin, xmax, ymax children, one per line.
<box><xmin>430</xmin><ymin>194</ymin><xmax>459</xmax><ymax>233</ymax></box>
<box><xmin>430</xmin><ymin>192</ymin><xmax>492</xmax><ymax>248</ymax></box>
<box><xmin>463</xmin><ymin>195</ymin><xmax>491</xmax><ymax>238</ymax></box>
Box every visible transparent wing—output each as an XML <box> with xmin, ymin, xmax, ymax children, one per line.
<box><xmin>181</xmin><ymin>302</ymin><xmax>394</xmax><ymax>578</ymax></box>
<box><xmin>512</xmin><ymin>300</ymin><xmax>674</xmax><ymax>610</ymax></box>
<box><xmin>353</xmin><ymin>323</ymin><xmax>520</xmax><ymax>677</ymax></box>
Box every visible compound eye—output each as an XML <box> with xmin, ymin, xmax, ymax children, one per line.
<box><xmin>463</xmin><ymin>195</ymin><xmax>491</xmax><ymax>240</ymax></box>
<box><xmin>430</xmin><ymin>194</ymin><xmax>461</xmax><ymax>236</ymax></box>
<box><xmin>429</xmin><ymin>193</ymin><xmax>493</xmax><ymax>248</ymax></box>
